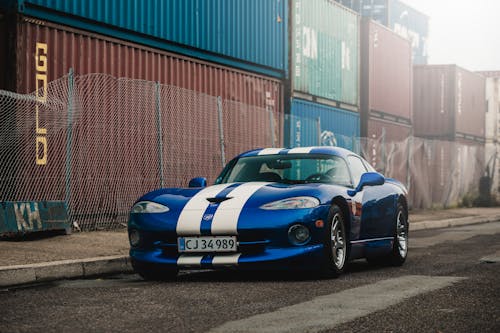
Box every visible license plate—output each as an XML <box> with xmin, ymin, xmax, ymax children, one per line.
<box><xmin>178</xmin><ymin>236</ymin><xmax>237</xmax><ymax>253</ymax></box>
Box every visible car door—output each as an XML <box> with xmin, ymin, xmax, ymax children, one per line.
<box><xmin>347</xmin><ymin>155</ymin><xmax>394</xmax><ymax>240</ymax></box>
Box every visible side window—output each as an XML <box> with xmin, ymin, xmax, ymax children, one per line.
<box><xmin>347</xmin><ymin>155</ymin><xmax>367</xmax><ymax>186</ymax></box>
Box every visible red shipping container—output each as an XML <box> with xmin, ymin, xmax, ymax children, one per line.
<box><xmin>360</xmin><ymin>18</ymin><xmax>412</xmax><ymax>137</ymax></box>
<box><xmin>413</xmin><ymin>65</ymin><xmax>486</xmax><ymax>141</ymax></box>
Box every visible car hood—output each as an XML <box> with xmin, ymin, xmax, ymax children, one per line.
<box><xmin>139</xmin><ymin>182</ymin><xmax>347</xmax><ymax>211</ymax></box>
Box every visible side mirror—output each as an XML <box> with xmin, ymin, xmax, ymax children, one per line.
<box><xmin>189</xmin><ymin>177</ymin><xmax>207</xmax><ymax>188</ymax></box>
<box><xmin>348</xmin><ymin>172</ymin><xmax>385</xmax><ymax>196</ymax></box>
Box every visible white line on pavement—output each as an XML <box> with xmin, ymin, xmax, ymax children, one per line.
<box><xmin>209</xmin><ymin>275</ymin><xmax>465</xmax><ymax>333</ymax></box>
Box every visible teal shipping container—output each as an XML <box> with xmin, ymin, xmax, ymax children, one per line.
<box><xmin>286</xmin><ymin>99</ymin><xmax>360</xmax><ymax>152</ymax></box>
<box><xmin>0</xmin><ymin>0</ymin><xmax>288</xmax><ymax>78</ymax></box>
<box><xmin>291</xmin><ymin>0</ymin><xmax>359</xmax><ymax>107</ymax></box>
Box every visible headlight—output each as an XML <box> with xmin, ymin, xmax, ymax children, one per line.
<box><xmin>131</xmin><ymin>201</ymin><xmax>170</xmax><ymax>213</ymax></box>
<box><xmin>260</xmin><ymin>196</ymin><xmax>320</xmax><ymax>210</ymax></box>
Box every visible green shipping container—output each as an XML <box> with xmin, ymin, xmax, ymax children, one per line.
<box><xmin>292</xmin><ymin>0</ymin><xmax>359</xmax><ymax>106</ymax></box>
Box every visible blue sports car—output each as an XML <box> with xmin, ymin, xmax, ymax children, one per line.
<box><xmin>128</xmin><ymin>147</ymin><xmax>409</xmax><ymax>280</ymax></box>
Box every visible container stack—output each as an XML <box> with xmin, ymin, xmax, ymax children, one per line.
<box><xmin>287</xmin><ymin>0</ymin><xmax>360</xmax><ymax>150</ymax></box>
<box><xmin>335</xmin><ymin>0</ymin><xmax>429</xmax><ymax>64</ymax></box>
<box><xmin>360</xmin><ymin>17</ymin><xmax>412</xmax><ymax>180</ymax></box>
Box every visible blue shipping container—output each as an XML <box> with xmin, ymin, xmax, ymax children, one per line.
<box><xmin>3</xmin><ymin>0</ymin><xmax>288</xmax><ymax>78</ymax></box>
<box><xmin>286</xmin><ymin>99</ymin><xmax>360</xmax><ymax>152</ymax></box>
<box><xmin>335</xmin><ymin>0</ymin><xmax>428</xmax><ymax>65</ymax></box>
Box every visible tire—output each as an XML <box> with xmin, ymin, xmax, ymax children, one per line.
<box><xmin>388</xmin><ymin>203</ymin><xmax>409</xmax><ymax>266</ymax></box>
<box><xmin>131</xmin><ymin>258</ymin><xmax>178</xmax><ymax>281</ymax></box>
<box><xmin>368</xmin><ymin>203</ymin><xmax>408</xmax><ymax>266</ymax></box>
<box><xmin>320</xmin><ymin>204</ymin><xmax>349</xmax><ymax>278</ymax></box>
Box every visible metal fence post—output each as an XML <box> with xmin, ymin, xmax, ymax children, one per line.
<box><xmin>217</xmin><ymin>96</ymin><xmax>226</xmax><ymax>167</ymax></box>
<box><xmin>406</xmin><ymin>135</ymin><xmax>413</xmax><ymax>190</ymax></box>
<box><xmin>317</xmin><ymin>117</ymin><xmax>321</xmax><ymax>146</ymax></box>
<box><xmin>65</xmin><ymin>68</ymin><xmax>74</xmax><ymax>219</ymax></box>
<box><xmin>268</xmin><ymin>106</ymin><xmax>275</xmax><ymax>148</ymax></box>
<box><xmin>155</xmin><ymin>82</ymin><xmax>164</xmax><ymax>188</ymax></box>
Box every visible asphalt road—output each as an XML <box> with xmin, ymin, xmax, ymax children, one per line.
<box><xmin>1</xmin><ymin>222</ymin><xmax>499</xmax><ymax>333</ymax></box>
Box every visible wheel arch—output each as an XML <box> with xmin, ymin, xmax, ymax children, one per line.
<box><xmin>331</xmin><ymin>196</ymin><xmax>351</xmax><ymax>238</ymax></box>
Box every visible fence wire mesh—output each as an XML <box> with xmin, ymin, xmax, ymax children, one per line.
<box><xmin>0</xmin><ymin>73</ymin><xmax>280</xmax><ymax>230</ymax></box>
<box><xmin>0</xmin><ymin>73</ymin><xmax>486</xmax><ymax>231</ymax></box>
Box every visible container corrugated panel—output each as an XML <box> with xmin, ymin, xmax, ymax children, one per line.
<box><xmin>6</xmin><ymin>0</ymin><xmax>288</xmax><ymax>78</ymax></box>
<box><xmin>360</xmin><ymin>18</ymin><xmax>412</xmax><ymax>135</ymax></box>
<box><xmin>413</xmin><ymin>65</ymin><xmax>486</xmax><ymax>140</ymax></box>
<box><xmin>7</xmin><ymin>16</ymin><xmax>283</xmax><ymax>107</ymax></box>
<box><xmin>287</xmin><ymin>98</ymin><xmax>360</xmax><ymax>151</ymax></box>
<box><xmin>413</xmin><ymin>65</ymin><xmax>456</xmax><ymax>139</ymax></box>
<box><xmin>454</xmin><ymin>67</ymin><xmax>486</xmax><ymax>139</ymax></box>
<box><xmin>291</xmin><ymin>0</ymin><xmax>359</xmax><ymax>106</ymax></box>
<box><xmin>367</xmin><ymin>117</ymin><xmax>411</xmax><ymax>142</ymax></box>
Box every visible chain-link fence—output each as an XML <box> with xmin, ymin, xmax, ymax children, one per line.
<box><xmin>0</xmin><ymin>72</ymin><xmax>281</xmax><ymax>230</ymax></box>
<box><xmin>286</xmin><ymin>113</ymin><xmax>486</xmax><ymax>210</ymax></box>
<box><xmin>0</xmin><ymin>72</ymin><xmax>486</xmax><ymax>231</ymax></box>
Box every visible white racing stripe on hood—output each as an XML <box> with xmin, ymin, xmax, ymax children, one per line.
<box><xmin>177</xmin><ymin>254</ymin><xmax>204</xmax><ymax>267</ymax></box>
<box><xmin>211</xmin><ymin>182</ymin><xmax>269</xmax><ymax>235</ymax></box>
<box><xmin>258</xmin><ymin>148</ymin><xmax>284</xmax><ymax>155</ymax></box>
<box><xmin>176</xmin><ymin>183</ymin><xmax>235</xmax><ymax>236</ymax></box>
<box><xmin>288</xmin><ymin>147</ymin><xmax>314</xmax><ymax>154</ymax></box>
<box><xmin>212</xmin><ymin>253</ymin><xmax>241</xmax><ymax>266</ymax></box>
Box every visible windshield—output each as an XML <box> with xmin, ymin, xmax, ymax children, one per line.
<box><xmin>216</xmin><ymin>154</ymin><xmax>353</xmax><ymax>186</ymax></box>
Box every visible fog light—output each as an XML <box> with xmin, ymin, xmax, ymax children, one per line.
<box><xmin>288</xmin><ymin>224</ymin><xmax>310</xmax><ymax>245</ymax></box>
<box><xmin>129</xmin><ymin>229</ymin><xmax>141</xmax><ymax>247</ymax></box>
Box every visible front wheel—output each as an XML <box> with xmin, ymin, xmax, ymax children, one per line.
<box><xmin>320</xmin><ymin>204</ymin><xmax>348</xmax><ymax>278</ymax></box>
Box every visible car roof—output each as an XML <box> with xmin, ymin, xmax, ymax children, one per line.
<box><xmin>238</xmin><ymin>147</ymin><xmax>356</xmax><ymax>159</ymax></box>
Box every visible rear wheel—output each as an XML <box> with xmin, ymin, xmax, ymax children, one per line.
<box><xmin>320</xmin><ymin>204</ymin><xmax>348</xmax><ymax>278</ymax></box>
<box><xmin>367</xmin><ymin>203</ymin><xmax>408</xmax><ymax>266</ymax></box>
<box><xmin>390</xmin><ymin>204</ymin><xmax>409</xmax><ymax>266</ymax></box>
<box><xmin>131</xmin><ymin>258</ymin><xmax>178</xmax><ymax>281</ymax></box>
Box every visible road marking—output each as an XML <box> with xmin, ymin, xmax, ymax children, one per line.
<box><xmin>209</xmin><ymin>275</ymin><xmax>465</xmax><ymax>333</ymax></box>
<box><xmin>411</xmin><ymin>221</ymin><xmax>500</xmax><ymax>248</ymax></box>
<box><xmin>480</xmin><ymin>250</ymin><xmax>500</xmax><ymax>263</ymax></box>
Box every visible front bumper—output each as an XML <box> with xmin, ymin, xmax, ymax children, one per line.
<box><xmin>130</xmin><ymin>243</ymin><xmax>325</xmax><ymax>271</ymax></box>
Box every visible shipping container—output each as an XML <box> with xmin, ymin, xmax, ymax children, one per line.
<box><xmin>360</xmin><ymin>18</ymin><xmax>412</xmax><ymax>137</ymax></box>
<box><xmin>291</xmin><ymin>0</ymin><xmax>359</xmax><ymax>107</ymax></box>
<box><xmin>364</xmin><ymin>117</ymin><xmax>411</xmax><ymax>183</ymax></box>
<box><xmin>335</xmin><ymin>0</ymin><xmax>428</xmax><ymax>65</ymax></box>
<box><xmin>0</xmin><ymin>15</ymin><xmax>284</xmax><ymax>228</ymax></box>
<box><xmin>0</xmin><ymin>0</ymin><xmax>288</xmax><ymax>78</ymax></box>
<box><xmin>2</xmin><ymin>15</ymin><xmax>283</xmax><ymax>106</ymax></box>
<box><xmin>413</xmin><ymin>65</ymin><xmax>486</xmax><ymax>141</ymax></box>
<box><xmin>286</xmin><ymin>98</ymin><xmax>360</xmax><ymax>151</ymax></box>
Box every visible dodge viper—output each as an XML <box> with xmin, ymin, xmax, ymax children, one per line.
<box><xmin>128</xmin><ymin>147</ymin><xmax>409</xmax><ymax>280</ymax></box>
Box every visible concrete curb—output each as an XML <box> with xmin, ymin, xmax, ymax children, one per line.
<box><xmin>1</xmin><ymin>215</ymin><xmax>499</xmax><ymax>288</ymax></box>
<box><xmin>409</xmin><ymin>214</ymin><xmax>500</xmax><ymax>231</ymax></box>
<box><xmin>0</xmin><ymin>255</ymin><xmax>132</xmax><ymax>288</ymax></box>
